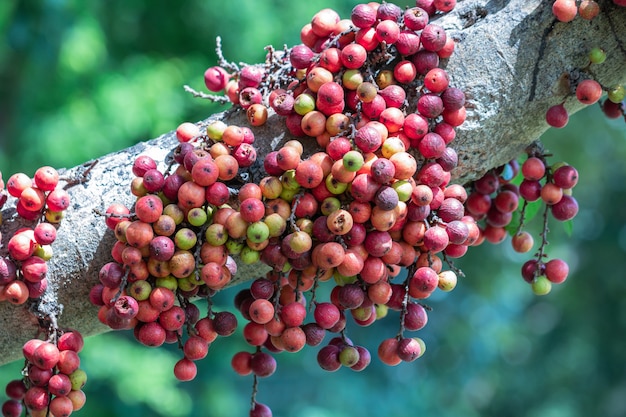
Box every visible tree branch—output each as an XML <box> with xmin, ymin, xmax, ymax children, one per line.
<box><xmin>1</xmin><ymin>0</ymin><xmax>625</xmax><ymax>365</ymax></box>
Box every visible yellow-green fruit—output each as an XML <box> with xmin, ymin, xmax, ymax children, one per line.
<box><xmin>437</xmin><ymin>270</ymin><xmax>457</xmax><ymax>292</ymax></box>
<box><xmin>531</xmin><ymin>276</ymin><xmax>552</xmax><ymax>295</ymax></box>
<box><xmin>207</xmin><ymin>120</ymin><xmax>227</xmax><ymax>141</ymax></box>
<box><xmin>69</xmin><ymin>369</ymin><xmax>87</xmax><ymax>391</ymax></box>
<box><xmin>156</xmin><ymin>275</ymin><xmax>178</xmax><ymax>291</ymax></box>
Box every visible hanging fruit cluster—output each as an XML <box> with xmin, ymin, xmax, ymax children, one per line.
<box><xmin>87</xmin><ymin>2</ymin><xmax>586</xmax><ymax>416</ymax></box>
<box><xmin>0</xmin><ymin>166</ymin><xmax>88</xmax><ymax>417</ymax></box>
<box><xmin>6</xmin><ymin>0</ymin><xmax>618</xmax><ymax>416</ymax></box>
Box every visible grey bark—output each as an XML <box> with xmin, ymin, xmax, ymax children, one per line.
<box><xmin>1</xmin><ymin>0</ymin><xmax>625</xmax><ymax>365</ymax></box>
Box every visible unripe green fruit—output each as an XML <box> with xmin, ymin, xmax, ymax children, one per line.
<box><xmin>281</xmin><ymin>170</ymin><xmax>300</xmax><ymax>191</ymax></box>
<box><xmin>128</xmin><ymin>280</ymin><xmax>152</xmax><ymax>301</ymax></box>
<box><xmin>264</xmin><ymin>213</ymin><xmax>287</xmax><ymax>237</ymax></box>
<box><xmin>34</xmin><ymin>244</ymin><xmax>53</xmax><ymax>261</ymax></box>
<box><xmin>343</xmin><ymin>150</ymin><xmax>365</xmax><ymax>172</ymax></box>
<box><xmin>187</xmin><ymin>207</ymin><xmax>208</xmax><ymax>227</ymax></box>
<box><xmin>225</xmin><ymin>239</ymin><xmax>244</xmax><ymax>255</ymax></box>
<box><xmin>69</xmin><ymin>369</ymin><xmax>87</xmax><ymax>391</ymax></box>
<box><xmin>531</xmin><ymin>275</ymin><xmax>552</xmax><ymax>295</ymax></box>
<box><xmin>163</xmin><ymin>204</ymin><xmax>185</xmax><ymax>225</ymax></box>
<box><xmin>351</xmin><ymin>305</ymin><xmax>373</xmax><ymax>321</ymax></box>
<box><xmin>45</xmin><ymin>210</ymin><xmax>64</xmax><ymax>223</ymax></box>
<box><xmin>588</xmin><ymin>47</ymin><xmax>606</xmax><ymax>64</ymax></box>
<box><xmin>326</xmin><ymin>174</ymin><xmax>348</xmax><ymax>194</ymax></box>
<box><xmin>392</xmin><ymin>180</ymin><xmax>413</xmax><ymax>202</ymax></box>
<box><xmin>207</xmin><ymin>120</ymin><xmax>227</xmax><ymax>141</ymax></box>
<box><xmin>342</xmin><ymin>69</ymin><xmax>364</xmax><ymax>90</ymax></box>
<box><xmin>437</xmin><ymin>270</ymin><xmax>457</xmax><ymax>291</ymax></box>
<box><xmin>414</xmin><ymin>337</ymin><xmax>426</xmax><ymax>358</ymax></box>
<box><xmin>375</xmin><ymin>304</ymin><xmax>388</xmax><ymax>319</ymax></box>
<box><xmin>174</xmin><ymin>228</ymin><xmax>197</xmax><ymax>250</ymax></box>
<box><xmin>294</xmin><ymin>93</ymin><xmax>316</xmax><ymax>115</ymax></box>
<box><xmin>240</xmin><ymin>246</ymin><xmax>261</xmax><ymax>265</ymax></box>
<box><xmin>333</xmin><ymin>270</ymin><xmax>357</xmax><ymax>285</ymax></box>
<box><xmin>321</xmin><ymin>197</ymin><xmax>342</xmax><ymax>216</ymax></box>
<box><xmin>287</xmin><ymin>230</ymin><xmax>312</xmax><ymax>254</ymax></box>
<box><xmin>608</xmin><ymin>85</ymin><xmax>626</xmax><ymax>104</ymax></box>
<box><xmin>158</xmin><ymin>192</ymin><xmax>172</xmax><ymax>207</ymax></box>
<box><xmin>177</xmin><ymin>276</ymin><xmax>199</xmax><ymax>292</ymax></box>
<box><xmin>279</xmin><ymin>187</ymin><xmax>299</xmax><ymax>202</ymax></box>
<box><xmin>205</xmin><ymin>223</ymin><xmax>229</xmax><ymax>246</ymax></box>
<box><xmin>156</xmin><ymin>275</ymin><xmax>178</xmax><ymax>291</ymax></box>
<box><xmin>551</xmin><ymin>161</ymin><xmax>568</xmax><ymax>171</ymax></box>
<box><xmin>246</xmin><ymin>221</ymin><xmax>270</xmax><ymax>244</ymax></box>
<box><xmin>339</xmin><ymin>346</ymin><xmax>360</xmax><ymax>367</ymax></box>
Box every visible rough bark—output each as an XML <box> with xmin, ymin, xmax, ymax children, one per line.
<box><xmin>1</xmin><ymin>0</ymin><xmax>625</xmax><ymax>365</ymax></box>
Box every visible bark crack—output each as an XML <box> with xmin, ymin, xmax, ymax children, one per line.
<box><xmin>529</xmin><ymin>19</ymin><xmax>557</xmax><ymax>102</ymax></box>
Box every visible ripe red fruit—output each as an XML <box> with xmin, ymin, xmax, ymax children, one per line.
<box><xmin>136</xmin><ymin>322</ymin><xmax>167</xmax><ymax>347</ymax></box>
<box><xmin>521</xmin><ymin>157</ymin><xmax>546</xmax><ymax>181</ymax></box>
<box><xmin>289</xmin><ymin>44</ymin><xmax>315</xmax><ymax>69</ymax></box>
<box><xmin>375</xmin><ymin>19</ymin><xmax>400</xmax><ymax>44</ymax></box>
<box><xmin>317</xmin><ymin>344</ymin><xmax>341</xmax><ymax>371</ymax></box>
<box><xmin>239</xmin><ymin>197</ymin><xmax>265</xmax><ymax>223</ymax></box>
<box><xmin>551</xmin><ymin>194</ymin><xmax>579</xmax><ymax>221</ymax></box>
<box><xmin>378</xmin><ymin>338</ymin><xmax>402</xmax><ymax>366</ymax></box>
<box><xmin>280</xmin><ymin>301</ymin><xmax>307</xmax><ymax>327</ymax></box>
<box><xmin>21</xmin><ymin>256</ymin><xmax>48</xmax><ymax>282</ymax></box>
<box><xmin>250</xmin><ymin>351</ymin><xmax>277</xmax><ymax>377</ymax></box>
<box><xmin>317</xmin><ymin>82</ymin><xmax>345</xmax><ymax>116</ymax></box>
<box><xmin>23</xmin><ymin>386</ymin><xmax>49</xmax><ymax>411</ymax></box>
<box><xmin>239</xmin><ymin>65</ymin><xmax>265</xmax><ymax>89</ymax></box>
<box><xmin>5</xmin><ymin>379</ymin><xmax>26</xmax><ymax>400</ymax></box>
<box><xmin>552</xmin><ymin>165</ymin><xmax>579</xmax><ymax>189</ymax></box>
<box><xmin>418</xmin><ymin>132</ymin><xmax>446</xmax><ymax>159</ymax></box>
<box><xmin>319</xmin><ymin>47</ymin><xmax>343</xmax><ymax>72</ymax></box>
<box><xmin>420</xmin><ymin>24</ymin><xmax>447</xmax><ymax>52</ymax></box>
<box><xmin>174</xmin><ymin>358</ymin><xmax>198</xmax><ymax>381</ymax></box>
<box><xmin>49</xmin><ymin>395</ymin><xmax>74</xmax><ymax>417</ymax></box>
<box><xmin>175</xmin><ymin>122</ymin><xmax>200</xmax><ymax>143</ymax></box>
<box><xmin>58</xmin><ymin>330</ymin><xmax>84</xmax><ymax>352</ymax></box>
<box><xmin>545</xmin><ymin>258</ymin><xmax>569</xmax><ymax>283</ymax></box>
<box><xmin>204</xmin><ymin>66</ymin><xmax>230</xmax><ymax>92</ymax></box>
<box><xmin>417</xmin><ymin>93</ymin><xmax>444</xmax><ymax>119</ymax></box>
<box><xmin>32</xmin><ymin>341</ymin><xmax>60</xmax><ymax>369</ymax></box>
<box><xmin>354</xmin><ymin>125</ymin><xmax>383</xmax><ymax>153</ymax></box>
<box><xmin>34</xmin><ymin>166</ymin><xmax>59</xmax><ymax>191</ymax></box>
<box><xmin>576</xmin><ymin>79</ymin><xmax>602</xmax><ymax>105</ymax></box>
<box><xmin>2</xmin><ymin>399</ymin><xmax>23</xmax><ymax>417</ymax></box>
<box><xmin>434</xmin><ymin>0</ymin><xmax>456</xmax><ymax>12</ymax></box>
<box><xmin>46</xmin><ymin>188</ymin><xmax>71</xmax><ymax>211</ymax></box>
<box><xmin>248</xmin><ymin>299</ymin><xmax>275</xmax><ymax>324</ymax></box>
<box><xmin>404</xmin><ymin>7</ymin><xmax>429</xmax><ymax>31</ymax></box>
<box><xmin>351</xmin><ymin>3</ymin><xmax>377</xmax><ymax>28</ymax></box>
<box><xmin>424</xmin><ymin>68</ymin><xmax>450</xmax><ymax>93</ymax></box>
<box><xmin>48</xmin><ymin>373</ymin><xmax>72</xmax><ymax>396</ymax></box>
<box><xmin>313</xmin><ymin>302</ymin><xmax>341</xmax><ymax>329</ymax></box>
<box><xmin>6</xmin><ymin>173</ymin><xmax>32</xmax><ymax>197</ymax></box>
<box><xmin>250</xmin><ymin>402</ymin><xmax>273</xmax><ymax>417</ymax></box>
<box><xmin>552</xmin><ymin>0</ymin><xmax>577</xmax><ymax>22</ymax></box>
<box><xmin>57</xmin><ymin>349</ymin><xmax>80</xmax><ymax>374</ymax></box>
<box><xmin>545</xmin><ymin>103</ymin><xmax>569</xmax><ymax>128</ymax></box>
<box><xmin>341</xmin><ymin>43</ymin><xmax>367</xmax><ymax>69</ymax></box>
<box><xmin>212</xmin><ymin>311</ymin><xmax>238</xmax><ymax>336</ymax></box>
<box><xmin>397</xmin><ymin>337</ymin><xmax>422</xmax><ymax>362</ymax></box>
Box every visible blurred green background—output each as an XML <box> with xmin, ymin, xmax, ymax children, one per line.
<box><xmin>2</xmin><ymin>1</ymin><xmax>626</xmax><ymax>416</ymax></box>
